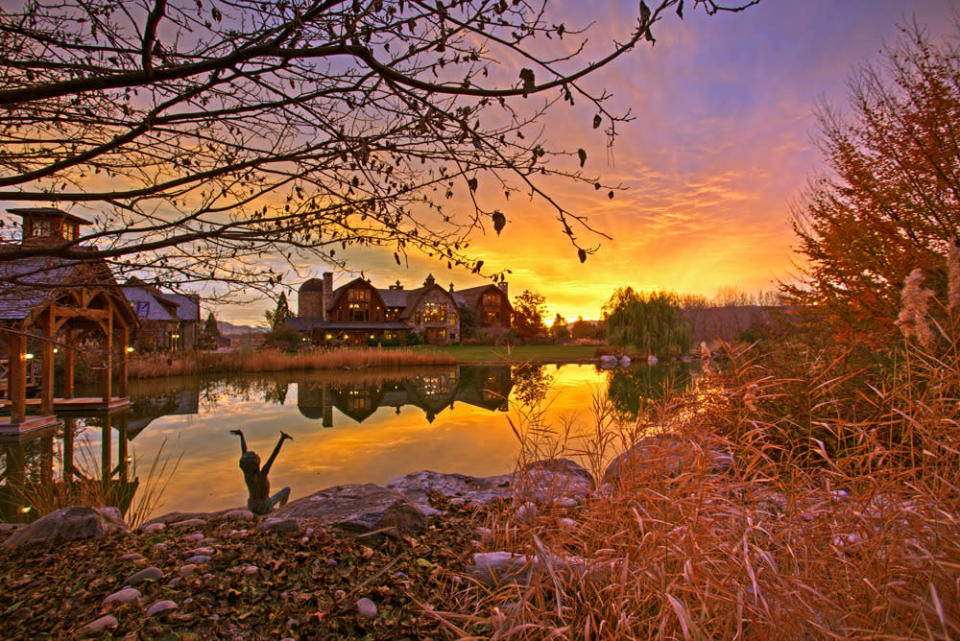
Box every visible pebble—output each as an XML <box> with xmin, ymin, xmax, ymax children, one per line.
<box><xmin>515</xmin><ymin>502</ymin><xmax>539</xmax><ymax>524</ymax></box>
<box><xmin>257</xmin><ymin>517</ymin><xmax>301</xmax><ymax>533</ymax></box>
<box><xmin>554</xmin><ymin>497</ymin><xmax>578</xmax><ymax>508</ymax></box>
<box><xmin>475</xmin><ymin>527</ymin><xmax>493</xmax><ymax>541</ymax></box>
<box><xmin>124</xmin><ymin>567</ymin><xmax>163</xmax><ymax>586</ymax></box>
<box><xmin>185</xmin><ymin>546</ymin><xmax>216</xmax><ymax>556</ymax></box>
<box><xmin>183</xmin><ymin>532</ymin><xmax>205</xmax><ymax>543</ymax></box>
<box><xmin>558</xmin><ymin>518</ymin><xmax>578</xmax><ymax>529</ymax></box>
<box><xmin>281</xmin><ymin>638</ymin><xmax>295</xmax><ymax>641</ymax></box>
<box><xmin>326</xmin><ymin>558</ymin><xmax>338</xmax><ymax>567</ymax></box>
<box><xmin>184</xmin><ymin>555</ymin><xmax>211</xmax><ymax>564</ymax></box>
<box><xmin>141</xmin><ymin>522</ymin><xmax>166</xmax><ymax>533</ymax></box>
<box><xmin>119</xmin><ymin>552</ymin><xmax>144</xmax><ymax>561</ymax></box>
<box><xmin>356</xmin><ymin>597</ymin><xmax>378</xmax><ymax>619</ymax></box>
<box><xmin>167</xmin><ymin>577</ymin><xmax>182</xmax><ymax>588</ymax></box>
<box><xmin>103</xmin><ymin>587</ymin><xmax>141</xmax><ymax>606</ymax></box>
<box><xmin>229</xmin><ymin>529</ymin><xmax>248</xmax><ymax>537</ymax></box>
<box><xmin>151</xmin><ymin>543</ymin><xmax>167</xmax><ymax>552</ymax></box>
<box><xmin>172</xmin><ymin>518</ymin><xmax>207</xmax><ymax>528</ymax></box>
<box><xmin>287</xmin><ymin>618</ymin><xmax>299</xmax><ymax>628</ymax></box>
<box><xmin>179</xmin><ymin>564</ymin><xmax>197</xmax><ymax>577</ymax></box>
<box><xmin>145</xmin><ymin>600</ymin><xmax>178</xmax><ymax>617</ymax></box>
<box><xmin>222</xmin><ymin>508</ymin><xmax>255</xmax><ymax>521</ymax></box>
<box><xmin>81</xmin><ymin>614</ymin><xmax>118</xmax><ymax>633</ymax></box>
<box><xmin>243</xmin><ymin>565</ymin><xmax>260</xmax><ymax>576</ymax></box>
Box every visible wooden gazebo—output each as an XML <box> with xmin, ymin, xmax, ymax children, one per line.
<box><xmin>0</xmin><ymin>208</ymin><xmax>139</xmax><ymax>435</ymax></box>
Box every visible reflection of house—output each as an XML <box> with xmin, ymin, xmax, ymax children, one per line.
<box><xmin>289</xmin><ymin>272</ymin><xmax>510</xmax><ymax>345</ymax></box>
<box><xmin>296</xmin><ymin>365</ymin><xmax>513</xmax><ymax>426</ymax></box>
<box><xmin>123</xmin><ymin>278</ymin><xmax>200</xmax><ymax>351</ymax></box>
<box><xmin>126</xmin><ymin>387</ymin><xmax>200</xmax><ymax>436</ymax></box>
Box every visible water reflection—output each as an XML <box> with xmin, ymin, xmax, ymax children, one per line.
<box><xmin>0</xmin><ymin>362</ymin><xmax>687</xmax><ymax>522</ymax></box>
<box><xmin>297</xmin><ymin>365</ymin><xmax>513</xmax><ymax>426</ymax></box>
<box><xmin>605</xmin><ymin>362</ymin><xmax>692</xmax><ymax>419</ymax></box>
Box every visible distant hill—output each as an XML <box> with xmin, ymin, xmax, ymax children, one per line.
<box><xmin>217</xmin><ymin>321</ymin><xmax>267</xmax><ymax>335</ymax></box>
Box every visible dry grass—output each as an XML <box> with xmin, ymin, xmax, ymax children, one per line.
<box><xmin>128</xmin><ymin>347</ymin><xmax>456</xmax><ymax>379</ymax></box>
<box><xmin>11</xmin><ymin>436</ymin><xmax>181</xmax><ymax>529</ymax></box>
<box><xmin>438</xmin><ymin>329</ymin><xmax>960</xmax><ymax>639</ymax></box>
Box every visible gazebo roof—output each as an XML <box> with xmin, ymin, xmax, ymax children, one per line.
<box><xmin>7</xmin><ymin>207</ymin><xmax>91</xmax><ymax>225</ymax></box>
<box><xmin>0</xmin><ymin>256</ymin><xmax>82</xmax><ymax>320</ymax></box>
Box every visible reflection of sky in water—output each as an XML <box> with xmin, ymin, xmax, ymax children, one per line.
<box><xmin>84</xmin><ymin>364</ymin><xmax>610</xmax><ymax>517</ymax></box>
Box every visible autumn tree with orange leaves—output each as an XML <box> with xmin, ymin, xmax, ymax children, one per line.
<box><xmin>786</xmin><ymin>22</ymin><xmax>960</xmax><ymax>345</ymax></box>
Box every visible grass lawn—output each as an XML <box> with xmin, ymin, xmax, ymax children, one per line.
<box><xmin>406</xmin><ymin>343</ymin><xmax>601</xmax><ymax>363</ymax></box>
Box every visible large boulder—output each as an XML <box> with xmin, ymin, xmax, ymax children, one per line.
<box><xmin>602</xmin><ymin>433</ymin><xmax>733</xmax><ymax>486</ymax></box>
<box><xmin>3</xmin><ymin>506</ymin><xmax>129</xmax><ymax>549</ymax></box>
<box><xmin>271</xmin><ymin>484</ymin><xmax>426</xmax><ymax>535</ymax></box>
<box><xmin>387</xmin><ymin>471</ymin><xmax>513</xmax><ymax>514</ymax></box>
<box><xmin>388</xmin><ymin>458</ymin><xmax>594</xmax><ymax>513</ymax></box>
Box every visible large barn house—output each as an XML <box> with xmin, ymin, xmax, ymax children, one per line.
<box><xmin>288</xmin><ymin>272</ymin><xmax>512</xmax><ymax>345</ymax></box>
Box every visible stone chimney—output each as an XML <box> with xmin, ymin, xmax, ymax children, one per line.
<box><xmin>322</xmin><ymin>272</ymin><xmax>333</xmax><ymax>321</ymax></box>
<box><xmin>498</xmin><ymin>281</ymin><xmax>509</xmax><ymax>298</ymax></box>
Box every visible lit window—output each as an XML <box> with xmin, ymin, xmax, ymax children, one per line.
<box><xmin>423</xmin><ymin>302</ymin><xmax>447</xmax><ymax>322</ymax></box>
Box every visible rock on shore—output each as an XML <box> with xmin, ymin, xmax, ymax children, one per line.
<box><xmin>3</xmin><ymin>506</ymin><xmax>129</xmax><ymax>550</ymax></box>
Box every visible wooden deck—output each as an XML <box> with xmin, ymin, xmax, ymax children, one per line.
<box><xmin>0</xmin><ymin>415</ymin><xmax>60</xmax><ymax>440</ymax></box>
<box><xmin>2</xmin><ymin>396</ymin><xmax>132</xmax><ymax>413</ymax></box>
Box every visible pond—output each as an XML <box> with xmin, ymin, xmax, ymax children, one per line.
<box><xmin>0</xmin><ymin>362</ymin><xmax>694</xmax><ymax>522</ymax></box>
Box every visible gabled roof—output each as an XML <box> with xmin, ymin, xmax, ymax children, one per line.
<box><xmin>453</xmin><ymin>283</ymin><xmax>511</xmax><ymax>311</ymax></box>
<box><xmin>122</xmin><ymin>277</ymin><xmax>199</xmax><ymax>322</ymax></box>
<box><xmin>398</xmin><ymin>284</ymin><xmax>459</xmax><ymax>319</ymax></box>
<box><xmin>377</xmin><ymin>288</ymin><xmax>409</xmax><ymax>308</ymax></box>
<box><xmin>158</xmin><ymin>291</ymin><xmax>200</xmax><ymax>322</ymax></box>
<box><xmin>327</xmin><ymin>277</ymin><xmax>386</xmax><ymax>311</ymax></box>
<box><xmin>122</xmin><ymin>286</ymin><xmax>178</xmax><ymax>321</ymax></box>
<box><xmin>0</xmin><ymin>256</ymin><xmax>82</xmax><ymax>320</ymax></box>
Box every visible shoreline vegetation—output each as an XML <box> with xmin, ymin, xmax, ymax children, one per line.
<box><xmin>127</xmin><ymin>345</ymin><xmax>605</xmax><ymax>379</ymax></box>
<box><xmin>127</xmin><ymin>347</ymin><xmax>458</xmax><ymax>379</ymax></box>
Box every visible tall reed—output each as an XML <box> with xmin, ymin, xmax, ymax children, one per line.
<box><xmin>128</xmin><ymin>347</ymin><xmax>456</xmax><ymax>379</ymax></box>
<box><xmin>438</xmin><ymin>266</ymin><xmax>960</xmax><ymax>639</ymax></box>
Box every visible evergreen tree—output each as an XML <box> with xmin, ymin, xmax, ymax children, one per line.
<box><xmin>264</xmin><ymin>293</ymin><xmax>291</xmax><ymax>330</ymax></box>
<box><xmin>551</xmin><ymin>313</ymin><xmax>570</xmax><ymax>341</ymax></box>
<box><xmin>202</xmin><ymin>311</ymin><xmax>220</xmax><ymax>349</ymax></box>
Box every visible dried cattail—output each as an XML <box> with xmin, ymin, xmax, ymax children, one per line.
<box><xmin>894</xmin><ymin>268</ymin><xmax>936</xmax><ymax>347</ymax></box>
<box><xmin>948</xmin><ymin>240</ymin><xmax>960</xmax><ymax>317</ymax></box>
<box><xmin>743</xmin><ymin>382</ymin><xmax>759</xmax><ymax>413</ymax></box>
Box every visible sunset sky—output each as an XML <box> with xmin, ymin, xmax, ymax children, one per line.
<box><xmin>223</xmin><ymin>0</ymin><xmax>958</xmax><ymax>326</ymax></box>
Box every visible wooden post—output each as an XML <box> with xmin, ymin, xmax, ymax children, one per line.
<box><xmin>8</xmin><ymin>332</ymin><xmax>26</xmax><ymax>425</ymax></box>
<box><xmin>102</xmin><ymin>314</ymin><xmax>113</xmax><ymax>403</ymax></box>
<box><xmin>40</xmin><ymin>434</ymin><xmax>53</xmax><ymax>485</ymax></box>
<box><xmin>118</xmin><ymin>324</ymin><xmax>128</xmax><ymax>398</ymax></box>
<box><xmin>40</xmin><ymin>308</ymin><xmax>55</xmax><ymax>414</ymax></box>
<box><xmin>63</xmin><ymin>329</ymin><xmax>75</xmax><ymax>399</ymax></box>
<box><xmin>101</xmin><ymin>414</ymin><xmax>112</xmax><ymax>482</ymax></box>
<box><xmin>117</xmin><ymin>413</ymin><xmax>128</xmax><ymax>481</ymax></box>
<box><xmin>62</xmin><ymin>417</ymin><xmax>75</xmax><ymax>485</ymax></box>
